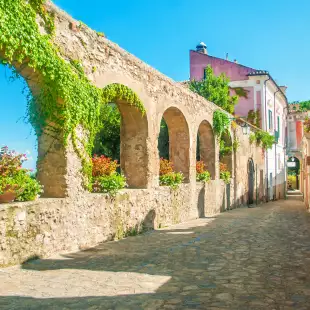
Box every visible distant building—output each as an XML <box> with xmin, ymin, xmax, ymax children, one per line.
<box><xmin>190</xmin><ymin>43</ymin><xmax>289</xmax><ymax>200</ymax></box>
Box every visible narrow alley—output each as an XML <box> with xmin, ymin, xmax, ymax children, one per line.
<box><xmin>1</xmin><ymin>199</ymin><xmax>310</xmax><ymax>310</ymax></box>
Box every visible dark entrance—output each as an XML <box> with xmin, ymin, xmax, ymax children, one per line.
<box><xmin>248</xmin><ymin>159</ymin><xmax>255</xmax><ymax>205</ymax></box>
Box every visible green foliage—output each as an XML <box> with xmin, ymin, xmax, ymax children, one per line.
<box><xmin>212</xmin><ymin>110</ymin><xmax>231</xmax><ymax>138</ymax></box>
<box><xmin>290</xmin><ymin>100</ymin><xmax>310</xmax><ymax>111</ymax></box>
<box><xmin>247</xmin><ymin>109</ymin><xmax>261</xmax><ymax>128</ymax></box>
<box><xmin>249</xmin><ymin>133</ymin><xmax>256</xmax><ymax>144</ymax></box>
<box><xmin>196</xmin><ymin>160</ymin><xmax>211</xmax><ymax>182</ymax></box>
<box><xmin>159</xmin><ymin>172</ymin><xmax>184</xmax><ymax>189</ymax></box>
<box><xmin>189</xmin><ymin>65</ymin><xmax>238</xmax><ymax>113</ymax></box>
<box><xmin>96</xmin><ymin>31</ymin><xmax>105</xmax><ymax>37</ymax></box>
<box><xmin>232</xmin><ymin>87</ymin><xmax>248</xmax><ymax>99</ymax></box>
<box><xmin>232</xmin><ymin>139</ymin><xmax>240</xmax><ymax>152</ymax></box>
<box><xmin>219</xmin><ymin>138</ymin><xmax>232</xmax><ymax>158</ymax></box>
<box><xmin>0</xmin><ymin>146</ymin><xmax>43</xmax><ymax>201</ymax></box>
<box><xmin>93</xmin><ymin>104</ymin><xmax>121</xmax><ymax>161</ymax></box>
<box><xmin>158</xmin><ymin>119</ymin><xmax>169</xmax><ymax>159</ymax></box>
<box><xmin>11</xmin><ymin>171</ymin><xmax>43</xmax><ymax>202</ymax></box>
<box><xmin>196</xmin><ymin>171</ymin><xmax>211</xmax><ymax>182</ymax></box>
<box><xmin>93</xmin><ymin>173</ymin><xmax>127</xmax><ymax>196</ymax></box>
<box><xmin>220</xmin><ymin>171</ymin><xmax>231</xmax><ymax>184</ymax></box>
<box><xmin>0</xmin><ymin>1</ymin><xmax>145</xmax><ymax>188</ymax></box>
<box><xmin>254</xmin><ymin>130</ymin><xmax>275</xmax><ymax>149</ymax></box>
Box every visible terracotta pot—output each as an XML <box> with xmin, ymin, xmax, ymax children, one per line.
<box><xmin>0</xmin><ymin>191</ymin><xmax>17</xmax><ymax>203</ymax></box>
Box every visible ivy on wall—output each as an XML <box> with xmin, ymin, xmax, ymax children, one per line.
<box><xmin>0</xmin><ymin>0</ymin><xmax>145</xmax><ymax>187</ymax></box>
<box><xmin>212</xmin><ymin>110</ymin><xmax>231</xmax><ymax>138</ymax></box>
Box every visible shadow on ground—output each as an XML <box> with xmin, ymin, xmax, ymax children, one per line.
<box><xmin>2</xmin><ymin>201</ymin><xmax>310</xmax><ymax>309</ymax></box>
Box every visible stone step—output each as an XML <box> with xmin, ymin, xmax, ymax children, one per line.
<box><xmin>287</xmin><ymin>195</ymin><xmax>303</xmax><ymax>201</ymax></box>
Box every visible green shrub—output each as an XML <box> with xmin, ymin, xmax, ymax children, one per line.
<box><xmin>232</xmin><ymin>139</ymin><xmax>240</xmax><ymax>151</ymax></box>
<box><xmin>93</xmin><ymin>173</ymin><xmax>127</xmax><ymax>196</ymax></box>
<box><xmin>220</xmin><ymin>171</ymin><xmax>231</xmax><ymax>184</ymax></box>
<box><xmin>254</xmin><ymin>130</ymin><xmax>275</xmax><ymax>149</ymax></box>
<box><xmin>14</xmin><ymin>171</ymin><xmax>43</xmax><ymax>202</ymax></box>
<box><xmin>196</xmin><ymin>171</ymin><xmax>211</xmax><ymax>182</ymax></box>
<box><xmin>249</xmin><ymin>133</ymin><xmax>256</xmax><ymax>144</ymax></box>
<box><xmin>159</xmin><ymin>172</ymin><xmax>184</xmax><ymax>189</ymax></box>
<box><xmin>0</xmin><ymin>146</ymin><xmax>43</xmax><ymax>201</ymax></box>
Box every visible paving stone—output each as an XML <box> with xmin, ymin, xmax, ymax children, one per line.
<box><xmin>1</xmin><ymin>200</ymin><xmax>310</xmax><ymax>309</ymax></box>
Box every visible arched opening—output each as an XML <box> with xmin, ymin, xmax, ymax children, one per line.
<box><xmin>158</xmin><ymin>107</ymin><xmax>190</xmax><ymax>181</ymax></box>
<box><xmin>93</xmin><ymin>89</ymin><xmax>148</xmax><ymax>189</ymax></box>
<box><xmin>0</xmin><ymin>65</ymin><xmax>42</xmax><ymax>202</ymax></box>
<box><xmin>197</xmin><ymin>120</ymin><xmax>216</xmax><ymax>180</ymax></box>
<box><xmin>287</xmin><ymin>156</ymin><xmax>300</xmax><ymax>190</ymax></box>
<box><xmin>220</xmin><ymin>130</ymin><xmax>233</xmax><ymax>174</ymax></box>
<box><xmin>248</xmin><ymin>159</ymin><xmax>255</xmax><ymax>205</ymax></box>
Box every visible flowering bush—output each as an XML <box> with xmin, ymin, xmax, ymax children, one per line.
<box><xmin>196</xmin><ymin>161</ymin><xmax>211</xmax><ymax>182</ymax></box>
<box><xmin>0</xmin><ymin>146</ymin><xmax>43</xmax><ymax>201</ymax></box>
<box><xmin>92</xmin><ymin>154</ymin><xmax>118</xmax><ymax>177</ymax></box>
<box><xmin>159</xmin><ymin>172</ymin><xmax>184</xmax><ymax>189</ymax></box>
<box><xmin>159</xmin><ymin>158</ymin><xmax>183</xmax><ymax>188</ymax></box>
<box><xmin>93</xmin><ymin>173</ymin><xmax>127</xmax><ymax>196</ymax></box>
<box><xmin>91</xmin><ymin>154</ymin><xmax>126</xmax><ymax>195</ymax></box>
<box><xmin>219</xmin><ymin>162</ymin><xmax>231</xmax><ymax>184</ymax></box>
<box><xmin>159</xmin><ymin>158</ymin><xmax>173</xmax><ymax>175</ymax></box>
<box><xmin>196</xmin><ymin>160</ymin><xmax>205</xmax><ymax>174</ymax></box>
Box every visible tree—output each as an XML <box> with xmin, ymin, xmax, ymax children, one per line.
<box><xmin>93</xmin><ymin>103</ymin><xmax>121</xmax><ymax>161</ymax></box>
<box><xmin>189</xmin><ymin>65</ymin><xmax>238</xmax><ymax>114</ymax></box>
<box><xmin>158</xmin><ymin>119</ymin><xmax>169</xmax><ymax>159</ymax></box>
<box><xmin>290</xmin><ymin>100</ymin><xmax>310</xmax><ymax>111</ymax></box>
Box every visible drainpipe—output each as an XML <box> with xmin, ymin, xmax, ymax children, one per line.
<box><xmin>274</xmin><ymin>89</ymin><xmax>280</xmax><ymax>200</ymax></box>
<box><xmin>264</xmin><ymin>76</ymin><xmax>271</xmax><ymax>202</ymax></box>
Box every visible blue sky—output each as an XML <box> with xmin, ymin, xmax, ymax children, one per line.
<box><xmin>1</xmin><ymin>0</ymin><xmax>309</xmax><ymax>169</ymax></box>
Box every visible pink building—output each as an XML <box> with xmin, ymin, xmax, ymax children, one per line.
<box><xmin>190</xmin><ymin>42</ymin><xmax>288</xmax><ymax>200</ymax></box>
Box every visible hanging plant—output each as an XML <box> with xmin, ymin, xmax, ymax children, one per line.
<box><xmin>213</xmin><ymin>110</ymin><xmax>231</xmax><ymax>138</ymax></box>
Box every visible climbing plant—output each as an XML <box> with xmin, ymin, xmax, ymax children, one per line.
<box><xmin>212</xmin><ymin>110</ymin><xmax>231</xmax><ymax>138</ymax></box>
<box><xmin>254</xmin><ymin>130</ymin><xmax>275</xmax><ymax>150</ymax></box>
<box><xmin>0</xmin><ymin>0</ymin><xmax>145</xmax><ymax>188</ymax></box>
<box><xmin>189</xmin><ymin>65</ymin><xmax>238</xmax><ymax>113</ymax></box>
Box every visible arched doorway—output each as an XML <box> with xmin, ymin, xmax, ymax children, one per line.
<box><xmin>248</xmin><ymin>159</ymin><xmax>255</xmax><ymax>205</ymax></box>
<box><xmin>93</xmin><ymin>85</ymin><xmax>148</xmax><ymax>188</ymax></box>
<box><xmin>287</xmin><ymin>156</ymin><xmax>300</xmax><ymax>190</ymax></box>
<box><xmin>158</xmin><ymin>107</ymin><xmax>190</xmax><ymax>181</ymax></box>
<box><xmin>197</xmin><ymin>120</ymin><xmax>216</xmax><ymax>179</ymax></box>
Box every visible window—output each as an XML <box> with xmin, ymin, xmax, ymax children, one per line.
<box><xmin>268</xmin><ymin>110</ymin><xmax>273</xmax><ymax>130</ymax></box>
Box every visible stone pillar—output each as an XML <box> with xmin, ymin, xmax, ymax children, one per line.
<box><xmin>37</xmin><ymin>129</ymin><xmax>85</xmax><ymax>198</ymax></box>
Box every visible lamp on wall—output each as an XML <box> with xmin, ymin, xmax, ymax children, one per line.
<box><xmin>241</xmin><ymin>122</ymin><xmax>250</xmax><ymax>135</ymax></box>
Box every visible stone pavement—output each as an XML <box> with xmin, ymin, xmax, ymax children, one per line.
<box><xmin>1</xmin><ymin>200</ymin><xmax>310</xmax><ymax>310</ymax></box>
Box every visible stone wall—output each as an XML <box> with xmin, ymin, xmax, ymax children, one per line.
<box><xmin>1</xmin><ymin>182</ymin><xmax>228</xmax><ymax>266</ymax></box>
<box><xmin>0</xmin><ymin>2</ymin><xmax>268</xmax><ymax>266</ymax></box>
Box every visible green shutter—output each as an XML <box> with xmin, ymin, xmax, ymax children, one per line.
<box><xmin>268</xmin><ymin>110</ymin><xmax>273</xmax><ymax>129</ymax></box>
<box><xmin>277</xmin><ymin>116</ymin><xmax>280</xmax><ymax>136</ymax></box>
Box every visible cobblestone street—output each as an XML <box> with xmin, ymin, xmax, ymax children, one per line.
<box><xmin>1</xmin><ymin>199</ymin><xmax>310</xmax><ymax>309</ymax></box>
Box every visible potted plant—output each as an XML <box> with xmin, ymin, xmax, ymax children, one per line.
<box><xmin>0</xmin><ymin>184</ymin><xmax>19</xmax><ymax>203</ymax></box>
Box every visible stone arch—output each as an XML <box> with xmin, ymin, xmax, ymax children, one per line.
<box><xmin>100</xmin><ymin>84</ymin><xmax>149</xmax><ymax>188</ymax></box>
<box><xmin>197</xmin><ymin>120</ymin><xmax>216</xmax><ymax>180</ymax></box>
<box><xmin>161</xmin><ymin>107</ymin><xmax>190</xmax><ymax>181</ymax></box>
<box><xmin>0</xmin><ymin>55</ymin><xmax>70</xmax><ymax>198</ymax></box>
<box><xmin>220</xmin><ymin>130</ymin><xmax>233</xmax><ymax>174</ymax></box>
<box><xmin>287</xmin><ymin>156</ymin><xmax>300</xmax><ymax>190</ymax></box>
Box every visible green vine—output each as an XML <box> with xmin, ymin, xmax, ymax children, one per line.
<box><xmin>212</xmin><ymin>110</ymin><xmax>231</xmax><ymax>138</ymax></box>
<box><xmin>254</xmin><ymin>130</ymin><xmax>275</xmax><ymax>150</ymax></box>
<box><xmin>0</xmin><ymin>0</ymin><xmax>145</xmax><ymax>188</ymax></box>
<box><xmin>219</xmin><ymin>138</ymin><xmax>232</xmax><ymax>158</ymax></box>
